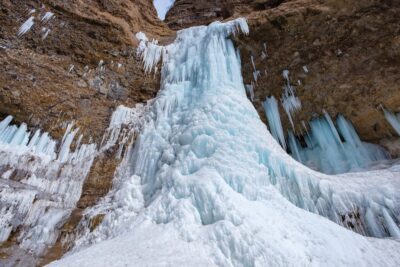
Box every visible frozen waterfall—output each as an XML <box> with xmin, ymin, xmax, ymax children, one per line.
<box><xmin>50</xmin><ymin>18</ymin><xmax>400</xmax><ymax>267</ymax></box>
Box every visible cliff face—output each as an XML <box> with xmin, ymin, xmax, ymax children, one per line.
<box><xmin>0</xmin><ymin>0</ymin><xmax>172</xmax><ymax>143</ymax></box>
<box><xmin>166</xmin><ymin>0</ymin><xmax>400</xmax><ymax>155</ymax></box>
<box><xmin>165</xmin><ymin>0</ymin><xmax>283</xmax><ymax>30</ymax></box>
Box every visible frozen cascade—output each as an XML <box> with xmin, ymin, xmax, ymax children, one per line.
<box><xmin>0</xmin><ymin>116</ymin><xmax>96</xmax><ymax>256</ymax></box>
<box><xmin>52</xmin><ymin>18</ymin><xmax>400</xmax><ymax>267</ymax></box>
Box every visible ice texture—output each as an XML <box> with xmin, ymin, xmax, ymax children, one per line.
<box><xmin>245</xmin><ymin>83</ymin><xmax>254</xmax><ymax>101</ymax></box>
<box><xmin>286</xmin><ymin>113</ymin><xmax>389</xmax><ymax>174</ymax></box>
<box><xmin>41</xmin><ymin>12</ymin><xmax>54</xmax><ymax>23</ymax></box>
<box><xmin>50</xmin><ymin>18</ymin><xmax>400</xmax><ymax>267</ymax></box>
<box><xmin>262</xmin><ymin>96</ymin><xmax>286</xmax><ymax>149</ymax></box>
<box><xmin>0</xmin><ymin>117</ymin><xmax>96</xmax><ymax>256</ymax></box>
<box><xmin>383</xmin><ymin>107</ymin><xmax>400</xmax><ymax>136</ymax></box>
<box><xmin>18</xmin><ymin>16</ymin><xmax>35</xmax><ymax>37</ymax></box>
<box><xmin>281</xmin><ymin>70</ymin><xmax>301</xmax><ymax>129</ymax></box>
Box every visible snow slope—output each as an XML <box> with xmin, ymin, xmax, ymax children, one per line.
<box><xmin>49</xmin><ymin>18</ymin><xmax>400</xmax><ymax>267</ymax></box>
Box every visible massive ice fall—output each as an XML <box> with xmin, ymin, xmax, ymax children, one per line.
<box><xmin>2</xmin><ymin>18</ymin><xmax>400</xmax><ymax>266</ymax></box>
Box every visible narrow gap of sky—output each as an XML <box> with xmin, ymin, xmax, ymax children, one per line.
<box><xmin>153</xmin><ymin>0</ymin><xmax>175</xmax><ymax>20</ymax></box>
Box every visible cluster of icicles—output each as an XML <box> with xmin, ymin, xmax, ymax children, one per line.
<box><xmin>262</xmin><ymin>98</ymin><xmax>390</xmax><ymax>174</ymax></box>
<box><xmin>0</xmin><ymin>115</ymin><xmax>96</xmax><ymax>256</ymax></box>
<box><xmin>0</xmin><ymin>105</ymin><xmax>146</xmax><ymax>259</ymax></box>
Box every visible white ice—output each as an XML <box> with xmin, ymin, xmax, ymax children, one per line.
<box><xmin>18</xmin><ymin>16</ymin><xmax>35</xmax><ymax>37</ymax></box>
<box><xmin>0</xmin><ymin>117</ymin><xmax>96</xmax><ymax>256</ymax></box>
<box><xmin>41</xmin><ymin>11</ymin><xmax>55</xmax><ymax>23</ymax></box>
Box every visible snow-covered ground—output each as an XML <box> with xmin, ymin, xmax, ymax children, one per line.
<box><xmin>49</xmin><ymin>19</ymin><xmax>400</xmax><ymax>266</ymax></box>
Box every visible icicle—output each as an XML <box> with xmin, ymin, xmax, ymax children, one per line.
<box><xmin>68</xmin><ymin>64</ymin><xmax>75</xmax><ymax>73</ymax></box>
<box><xmin>382</xmin><ymin>107</ymin><xmax>400</xmax><ymax>135</ymax></box>
<box><xmin>287</xmin><ymin>113</ymin><xmax>388</xmax><ymax>174</ymax></box>
<box><xmin>41</xmin><ymin>11</ymin><xmax>54</xmax><ymax>23</ymax></box>
<box><xmin>58</xmin><ymin>127</ymin><xmax>79</xmax><ymax>163</ymax></box>
<box><xmin>263</xmin><ymin>96</ymin><xmax>286</xmax><ymax>149</ymax></box>
<box><xmin>0</xmin><ymin>115</ymin><xmax>13</xmax><ymax>135</ymax></box>
<box><xmin>18</xmin><ymin>16</ymin><xmax>35</xmax><ymax>37</ymax></box>
<box><xmin>245</xmin><ymin>84</ymin><xmax>254</xmax><ymax>102</ymax></box>
<box><xmin>42</xmin><ymin>28</ymin><xmax>51</xmax><ymax>40</ymax></box>
<box><xmin>281</xmin><ymin>70</ymin><xmax>301</xmax><ymax>129</ymax></box>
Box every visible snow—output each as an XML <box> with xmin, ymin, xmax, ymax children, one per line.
<box><xmin>49</xmin><ymin>18</ymin><xmax>400</xmax><ymax>266</ymax></box>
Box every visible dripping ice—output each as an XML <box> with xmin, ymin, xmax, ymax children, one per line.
<box><xmin>49</xmin><ymin>18</ymin><xmax>400</xmax><ymax>267</ymax></box>
<box><xmin>0</xmin><ymin>116</ymin><xmax>96</xmax><ymax>256</ymax></box>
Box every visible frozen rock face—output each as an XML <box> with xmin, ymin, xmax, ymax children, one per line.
<box><xmin>166</xmin><ymin>0</ymin><xmax>400</xmax><ymax>156</ymax></box>
<box><xmin>50</xmin><ymin>18</ymin><xmax>400</xmax><ymax>267</ymax></box>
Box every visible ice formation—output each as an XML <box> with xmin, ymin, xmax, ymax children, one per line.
<box><xmin>250</xmin><ymin>55</ymin><xmax>261</xmax><ymax>83</ymax></box>
<box><xmin>42</xmin><ymin>27</ymin><xmax>51</xmax><ymax>40</ymax></box>
<box><xmin>0</xmin><ymin>116</ymin><xmax>96</xmax><ymax>256</ymax></box>
<box><xmin>18</xmin><ymin>16</ymin><xmax>35</xmax><ymax>37</ymax></box>
<box><xmin>245</xmin><ymin>83</ymin><xmax>254</xmax><ymax>102</ymax></box>
<box><xmin>262</xmin><ymin>96</ymin><xmax>286</xmax><ymax>149</ymax></box>
<box><xmin>281</xmin><ymin>70</ymin><xmax>301</xmax><ymax>129</ymax></box>
<box><xmin>41</xmin><ymin>11</ymin><xmax>55</xmax><ymax>23</ymax></box>
<box><xmin>382</xmin><ymin>107</ymin><xmax>400</xmax><ymax>136</ymax></box>
<box><xmin>99</xmin><ymin>104</ymin><xmax>149</xmax><ymax>158</ymax></box>
<box><xmin>287</xmin><ymin>113</ymin><xmax>389</xmax><ymax>174</ymax></box>
<box><xmin>49</xmin><ymin>18</ymin><xmax>400</xmax><ymax>267</ymax></box>
<box><xmin>262</xmin><ymin>98</ymin><xmax>390</xmax><ymax>174</ymax></box>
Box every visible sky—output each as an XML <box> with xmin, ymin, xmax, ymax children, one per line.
<box><xmin>153</xmin><ymin>0</ymin><xmax>175</xmax><ymax>20</ymax></box>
